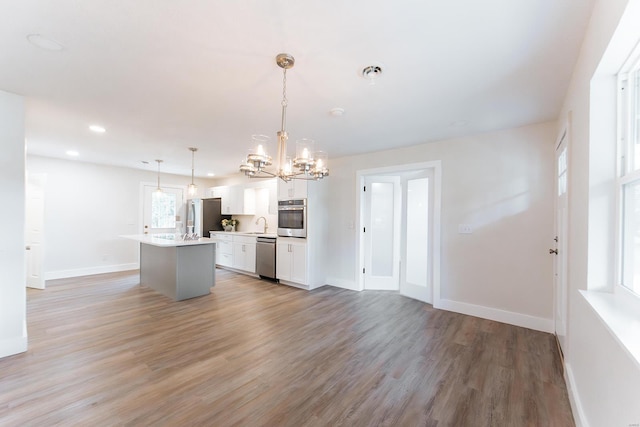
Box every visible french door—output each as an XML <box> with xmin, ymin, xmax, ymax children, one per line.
<box><xmin>400</xmin><ymin>169</ymin><xmax>433</xmax><ymax>303</ymax></box>
<box><xmin>360</xmin><ymin>164</ymin><xmax>439</xmax><ymax>304</ymax></box>
<box><xmin>362</xmin><ymin>176</ymin><xmax>401</xmax><ymax>290</ymax></box>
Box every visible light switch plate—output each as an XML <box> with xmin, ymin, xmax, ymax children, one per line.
<box><xmin>458</xmin><ymin>224</ymin><xmax>473</xmax><ymax>234</ymax></box>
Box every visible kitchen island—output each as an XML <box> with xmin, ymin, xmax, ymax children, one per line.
<box><xmin>121</xmin><ymin>234</ymin><xmax>216</xmax><ymax>301</ymax></box>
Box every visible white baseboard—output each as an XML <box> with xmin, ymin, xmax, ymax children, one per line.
<box><xmin>434</xmin><ymin>298</ymin><xmax>554</xmax><ymax>333</ymax></box>
<box><xmin>564</xmin><ymin>362</ymin><xmax>588</xmax><ymax>427</ymax></box>
<box><xmin>45</xmin><ymin>263</ymin><xmax>139</xmax><ymax>281</ymax></box>
<box><xmin>0</xmin><ymin>335</ymin><xmax>27</xmax><ymax>359</ymax></box>
<box><xmin>326</xmin><ymin>276</ymin><xmax>360</xmax><ymax>291</ymax></box>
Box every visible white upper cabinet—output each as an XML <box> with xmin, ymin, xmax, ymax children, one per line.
<box><xmin>277</xmin><ymin>179</ymin><xmax>307</xmax><ymax>200</ymax></box>
<box><xmin>209</xmin><ymin>185</ymin><xmax>255</xmax><ymax>215</ymax></box>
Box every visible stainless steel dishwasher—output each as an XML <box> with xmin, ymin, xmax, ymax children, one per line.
<box><xmin>256</xmin><ymin>236</ymin><xmax>277</xmax><ymax>280</ymax></box>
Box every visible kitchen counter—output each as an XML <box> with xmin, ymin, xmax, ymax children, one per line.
<box><xmin>209</xmin><ymin>231</ymin><xmax>278</xmax><ymax>239</ymax></box>
<box><xmin>121</xmin><ymin>234</ymin><xmax>216</xmax><ymax>301</ymax></box>
<box><xmin>121</xmin><ymin>233</ymin><xmax>216</xmax><ymax>247</ymax></box>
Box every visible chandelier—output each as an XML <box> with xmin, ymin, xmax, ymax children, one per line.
<box><xmin>240</xmin><ymin>53</ymin><xmax>329</xmax><ymax>181</ymax></box>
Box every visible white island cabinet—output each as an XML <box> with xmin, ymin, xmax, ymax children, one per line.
<box><xmin>121</xmin><ymin>234</ymin><xmax>216</xmax><ymax>301</ymax></box>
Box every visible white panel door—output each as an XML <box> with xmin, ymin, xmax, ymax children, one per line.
<box><xmin>363</xmin><ymin>176</ymin><xmax>401</xmax><ymax>290</ymax></box>
<box><xmin>553</xmin><ymin>129</ymin><xmax>569</xmax><ymax>354</ymax></box>
<box><xmin>26</xmin><ymin>172</ymin><xmax>46</xmax><ymax>289</ymax></box>
<box><xmin>400</xmin><ymin>171</ymin><xmax>433</xmax><ymax>303</ymax></box>
<box><xmin>142</xmin><ymin>185</ymin><xmax>185</xmax><ymax>235</ymax></box>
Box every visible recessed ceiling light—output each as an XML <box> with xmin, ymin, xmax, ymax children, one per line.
<box><xmin>207</xmin><ymin>172</ymin><xmax>215</xmax><ymax>177</ymax></box>
<box><xmin>450</xmin><ymin>120</ymin><xmax>469</xmax><ymax>128</ymax></box>
<box><xmin>329</xmin><ymin>107</ymin><xmax>345</xmax><ymax>117</ymax></box>
<box><xmin>89</xmin><ymin>125</ymin><xmax>106</xmax><ymax>133</ymax></box>
<box><xmin>361</xmin><ymin>64</ymin><xmax>383</xmax><ymax>85</ymax></box>
<box><xmin>66</xmin><ymin>150</ymin><xmax>79</xmax><ymax>157</ymax></box>
<box><xmin>26</xmin><ymin>34</ymin><xmax>64</xmax><ymax>51</ymax></box>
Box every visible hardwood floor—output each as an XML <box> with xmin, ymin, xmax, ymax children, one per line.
<box><xmin>0</xmin><ymin>270</ymin><xmax>574</xmax><ymax>426</ymax></box>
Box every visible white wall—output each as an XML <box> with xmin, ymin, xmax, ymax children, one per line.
<box><xmin>326</xmin><ymin>121</ymin><xmax>556</xmax><ymax>331</ymax></box>
<box><xmin>0</xmin><ymin>90</ymin><xmax>27</xmax><ymax>358</ymax></box>
<box><xmin>26</xmin><ymin>155</ymin><xmax>215</xmax><ymax>279</ymax></box>
<box><xmin>556</xmin><ymin>0</ymin><xmax>640</xmax><ymax>425</ymax></box>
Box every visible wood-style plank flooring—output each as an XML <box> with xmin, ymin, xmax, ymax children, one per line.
<box><xmin>0</xmin><ymin>270</ymin><xmax>574</xmax><ymax>426</ymax></box>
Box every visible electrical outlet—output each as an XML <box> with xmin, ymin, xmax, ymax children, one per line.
<box><xmin>458</xmin><ymin>224</ymin><xmax>473</xmax><ymax>234</ymax></box>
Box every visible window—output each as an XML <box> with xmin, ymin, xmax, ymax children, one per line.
<box><xmin>151</xmin><ymin>191</ymin><xmax>177</xmax><ymax>229</ymax></box>
<box><xmin>618</xmin><ymin>45</ymin><xmax>640</xmax><ymax>295</ymax></box>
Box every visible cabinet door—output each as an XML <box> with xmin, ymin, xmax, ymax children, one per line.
<box><xmin>232</xmin><ymin>242</ymin><xmax>245</xmax><ymax>270</ymax></box>
<box><xmin>276</xmin><ymin>242</ymin><xmax>291</xmax><ymax>281</ymax></box>
<box><xmin>292</xmin><ymin>180</ymin><xmax>308</xmax><ymax>199</ymax></box>
<box><xmin>278</xmin><ymin>179</ymin><xmax>308</xmax><ymax>200</ymax></box>
<box><xmin>242</xmin><ymin>188</ymin><xmax>256</xmax><ymax>215</ymax></box>
<box><xmin>212</xmin><ymin>186</ymin><xmax>233</xmax><ymax>214</ymax></box>
<box><xmin>290</xmin><ymin>242</ymin><xmax>307</xmax><ymax>284</ymax></box>
<box><xmin>243</xmin><ymin>243</ymin><xmax>256</xmax><ymax>273</ymax></box>
<box><xmin>232</xmin><ymin>242</ymin><xmax>256</xmax><ymax>273</ymax></box>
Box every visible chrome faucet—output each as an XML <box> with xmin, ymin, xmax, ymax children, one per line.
<box><xmin>256</xmin><ymin>216</ymin><xmax>268</xmax><ymax>233</ymax></box>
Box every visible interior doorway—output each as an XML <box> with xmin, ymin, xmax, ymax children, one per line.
<box><xmin>358</xmin><ymin>162</ymin><xmax>441</xmax><ymax>304</ymax></box>
<box><xmin>25</xmin><ymin>172</ymin><xmax>46</xmax><ymax>289</ymax></box>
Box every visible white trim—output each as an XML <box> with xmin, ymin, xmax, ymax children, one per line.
<box><xmin>564</xmin><ymin>362</ymin><xmax>589</xmax><ymax>427</ymax></box>
<box><xmin>0</xmin><ymin>335</ymin><xmax>27</xmax><ymax>359</ymax></box>
<box><xmin>45</xmin><ymin>263</ymin><xmax>139</xmax><ymax>281</ymax></box>
<box><xmin>326</xmin><ymin>276</ymin><xmax>359</xmax><ymax>291</ymax></box>
<box><xmin>434</xmin><ymin>298</ymin><xmax>554</xmax><ymax>333</ymax></box>
<box><xmin>580</xmin><ymin>289</ymin><xmax>640</xmax><ymax>369</ymax></box>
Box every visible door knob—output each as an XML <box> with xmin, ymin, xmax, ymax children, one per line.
<box><xmin>549</xmin><ymin>248</ymin><xmax>558</xmax><ymax>255</ymax></box>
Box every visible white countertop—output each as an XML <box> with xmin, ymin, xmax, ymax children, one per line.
<box><xmin>121</xmin><ymin>234</ymin><xmax>217</xmax><ymax>247</ymax></box>
<box><xmin>209</xmin><ymin>231</ymin><xmax>278</xmax><ymax>238</ymax></box>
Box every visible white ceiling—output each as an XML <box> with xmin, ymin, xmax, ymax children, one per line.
<box><xmin>0</xmin><ymin>0</ymin><xmax>594</xmax><ymax>178</ymax></box>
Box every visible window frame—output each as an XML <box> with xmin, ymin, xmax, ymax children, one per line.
<box><xmin>617</xmin><ymin>42</ymin><xmax>640</xmax><ymax>297</ymax></box>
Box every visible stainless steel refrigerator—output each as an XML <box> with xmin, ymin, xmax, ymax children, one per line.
<box><xmin>186</xmin><ymin>198</ymin><xmax>229</xmax><ymax>237</ymax></box>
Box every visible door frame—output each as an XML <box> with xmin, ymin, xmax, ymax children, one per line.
<box><xmin>356</xmin><ymin>161</ymin><xmax>441</xmax><ymax>303</ymax></box>
<box><xmin>553</xmin><ymin>117</ymin><xmax>571</xmax><ymax>356</ymax></box>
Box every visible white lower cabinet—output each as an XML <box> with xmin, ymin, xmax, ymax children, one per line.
<box><xmin>232</xmin><ymin>235</ymin><xmax>256</xmax><ymax>273</ymax></box>
<box><xmin>276</xmin><ymin>238</ymin><xmax>307</xmax><ymax>285</ymax></box>
<box><xmin>212</xmin><ymin>233</ymin><xmax>233</xmax><ymax>267</ymax></box>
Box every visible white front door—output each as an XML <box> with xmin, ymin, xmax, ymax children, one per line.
<box><xmin>554</xmin><ymin>129</ymin><xmax>569</xmax><ymax>353</ymax></box>
<box><xmin>400</xmin><ymin>170</ymin><xmax>433</xmax><ymax>303</ymax></box>
<box><xmin>142</xmin><ymin>185</ymin><xmax>185</xmax><ymax>235</ymax></box>
<box><xmin>26</xmin><ymin>172</ymin><xmax>46</xmax><ymax>289</ymax></box>
<box><xmin>362</xmin><ymin>176</ymin><xmax>401</xmax><ymax>290</ymax></box>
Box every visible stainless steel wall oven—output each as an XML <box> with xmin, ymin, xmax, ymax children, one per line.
<box><xmin>277</xmin><ymin>199</ymin><xmax>306</xmax><ymax>238</ymax></box>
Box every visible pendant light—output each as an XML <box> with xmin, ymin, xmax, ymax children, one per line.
<box><xmin>187</xmin><ymin>147</ymin><xmax>198</xmax><ymax>197</ymax></box>
<box><xmin>240</xmin><ymin>53</ymin><xmax>329</xmax><ymax>181</ymax></box>
<box><xmin>155</xmin><ymin>159</ymin><xmax>163</xmax><ymax>193</ymax></box>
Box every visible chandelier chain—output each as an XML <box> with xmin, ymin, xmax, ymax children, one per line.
<box><xmin>281</xmin><ymin>68</ymin><xmax>288</xmax><ymax>107</ymax></box>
